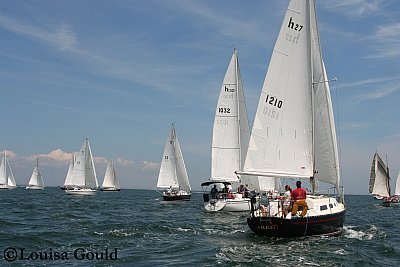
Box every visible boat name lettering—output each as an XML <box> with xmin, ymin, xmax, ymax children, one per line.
<box><xmin>218</xmin><ymin>107</ymin><xmax>231</xmax><ymax>114</ymax></box>
<box><xmin>265</xmin><ymin>95</ymin><xmax>283</xmax><ymax>108</ymax></box>
<box><xmin>288</xmin><ymin>17</ymin><xmax>303</xmax><ymax>32</ymax></box>
<box><xmin>260</xmin><ymin>224</ymin><xmax>278</xmax><ymax>230</ymax></box>
<box><xmin>224</xmin><ymin>86</ymin><xmax>235</xmax><ymax>93</ymax></box>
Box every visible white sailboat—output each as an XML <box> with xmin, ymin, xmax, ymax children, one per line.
<box><xmin>201</xmin><ymin>49</ymin><xmax>255</xmax><ymax>212</ymax></box>
<box><xmin>66</xmin><ymin>138</ymin><xmax>99</xmax><ymax>195</ymax></box>
<box><xmin>0</xmin><ymin>151</ymin><xmax>17</xmax><ymax>190</ymax></box>
<box><xmin>157</xmin><ymin>123</ymin><xmax>191</xmax><ymax>201</ymax></box>
<box><xmin>237</xmin><ymin>0</ymin><xmax>345</xmax><ymax>237</ymax></box>
<box><xmin>369</xmin><ymin>152</ymin><xmax>391</xmax><ymax>200</ymax></box>
<box><xmin>26</xmin><ymin>158</ymin><xmax>45</xmax><ymax>190</ymax></box>
<box><xmin>101</xmin><ymin>160</ymin><xmax>120</xmax><ymax>191</ymax></box>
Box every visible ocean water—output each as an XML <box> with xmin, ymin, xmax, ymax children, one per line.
<box><xmin>0</xmin><ymin>188</ymin><xmax>399</xmax><ymax>266</ymax></box>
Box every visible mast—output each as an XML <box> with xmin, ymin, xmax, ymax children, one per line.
<box><xmin>307</xmin><ymin>0</ymin><xmax>316</xmax><ymax>194</ymax></box>
<box><xmin>234</xmin><ymin>48</ymin><xmax>242</xmax><ymax>182</ymax></box>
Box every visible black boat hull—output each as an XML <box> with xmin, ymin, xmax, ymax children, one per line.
<box><xmin>163</xmin><ymin>194</ymin><xmax>191</xmax><ymax>201</ymax></box>
<box><xmin>247</xmin><ymin>209</ymin><xmax>346</xmax><ymax>237</ymax></box>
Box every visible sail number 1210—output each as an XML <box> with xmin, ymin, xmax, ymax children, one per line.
<box><xmin>265</xmin><ymin>95</ymin><xmax>283</xmax><ymax>108</ymax></box>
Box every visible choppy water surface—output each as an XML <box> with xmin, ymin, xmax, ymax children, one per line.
<box><xmin>0</xmin><ymin>188</ymin><xmax>399</xmax><ymax>266</ymax></box>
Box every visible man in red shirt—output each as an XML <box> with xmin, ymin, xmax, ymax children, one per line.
<box><xmin>291</xmin><ymin>181</ymin><xmax>308</xmax><ymax>217</ymax></box>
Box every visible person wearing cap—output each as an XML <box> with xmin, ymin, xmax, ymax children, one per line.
<box><xmin>291</xmin><ymin>181</ymin><xmax>308</xmax><ymax>217</ymax></box>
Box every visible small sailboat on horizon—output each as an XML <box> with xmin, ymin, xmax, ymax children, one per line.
<box><xmin>369</xmin><ymin>152</ymin><xmax>391</xmax><ymax>200</ymax></box>
<box><xmin>156</xmin><ymin>123</ymin><xmax>191</xmax><ymax>201</ymax></box>
<box><xmin>101</xmin><ymin>160</ymin><xmax>120</xmax><ymax>191</ymax></box>
<box><xmin>26</xmin><ymin>158</ymin><xmax>45</xmax><ymax>190</ymax></box>
<box><xmin>0</xmin><ymin>151</ymin><xmax>17</xmax><ymax>190</ymax></box>
<box><xmin>65</xmin><ymin>138</ymin><xmax>99</xmax><ymax>195</ymax></box>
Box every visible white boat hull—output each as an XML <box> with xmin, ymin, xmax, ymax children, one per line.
<box><xmin>0</xmin><ymin>184</ymin><xmax>17</xmax><ymax>190</ymax></box>
<box><xmin>204</xmin><ymin>197</ymin><xmax>251</xmax><ymax>212</ymax></box>
<box><xmin>100</xmin><ymin>187</ymin><xmax>120</xmax><ymax>191</ymax></box>
<box><xmin>66</xmin><ymin>188</ymin><xmax>96</xmax><ymax>195</ymax></box>
<box><xmin>26</xmin><ymin>186</ymin><xmax>44</xmax><ymax>190</ymax></box>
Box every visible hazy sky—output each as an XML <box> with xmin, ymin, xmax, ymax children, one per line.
<box><xmin>1</xmin><ymin>0</ymin><xmax>399</xmax><ymax>195</ymax></box>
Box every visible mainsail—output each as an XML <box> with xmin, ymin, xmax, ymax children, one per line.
<box><xmin>211</xmin><ymin>49</ymin><xmax>250</xmax><ymax>182</ymax></box>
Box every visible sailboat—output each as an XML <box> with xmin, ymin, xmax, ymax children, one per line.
<box><xmin>101</xmin><ymin>160</ymin><xmax>120</xmax><ymax>191</ymax></box>
<box><xmin>369</xmin><ymin>152</ymin><xmax>390</xmax><ymax>200</ymax></box>
<box><xmin>156</xmin><ymin>123</ymin><xmax>191</xmax><ymax>201</ymax></box>
<box><xmin>26</xmin><ymin>158</ymin><xmax>45</xmax><ymax>190</ymax></box>
<box><xmin>0</xmin><ymin>151</ymin><xmax>17</xmax><ymax>190</ymax></box>
<box><xmin>65</xmin><ymin>138</ymin><xmax>99</xmax><ymax>195</ymax></box>
<box><xmin>201</xmin><ymin>49</ymin><xmax>255</xmax><ymax>212</ymax></box>
<box><xmin>237</xmin><ymin>0</ymin><xmax>345</xmax><ymax>237</ymax></box>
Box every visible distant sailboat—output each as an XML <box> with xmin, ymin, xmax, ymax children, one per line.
<box><xmin>369</xmin><ymin>152</ymin><xmax>391</xmax><ymax>200</ymax></box>
<box><xmin>101</xmin><ymin>160</ymin><xmax>120</xmax><ymax>191</ymax></box>
<box><xmin>157</xmin><ymin>123</ymin><xmax>191</xmax><ymax>201</ymax></box>
<box><xmin>66</xmin><ymin>138</ymin><xmax>99</xmax><ymax>195</ymax></box>
<box><xmin>201</xmin><ymin>49</ymin><xmax>255</xmax><ymax>212</ymax></box>
<box><xmin>0</xmin><ymin>151</ymin><xmax>17</xmax><ymax>190</ymax></box>
<box><xmin>26</xmin><ymin>158</ymin><xmax>45</xmax><ymax>190</ymax></box>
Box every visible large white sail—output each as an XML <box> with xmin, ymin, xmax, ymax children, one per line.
<box><xmin>243</xmin><ymin>0</ymin><xmax>313</xmax><ymax>179</ymax></box>
<box><xmin>27</xmin><ymin>158</ymin><xmax>44</xmax><ymax>187</ymax></box>
<box><xmin>102</xmin><ymin>160</ymin><xmax>120</xmax><ymax>190</ymax></box>
<box><xmin>369</xmin><ymin>153</ymin><xmax>390</xmax><ymax>197</ymax></box>
<box><xmin>310</xmin><ymin>1</ymin><xmax>340</xmax><ymax>189</ymax></box>
<box><xmin>70</xmin><ymin>139</ymin><xmax>98</xmax><ymax>189</ymax></box>
<box><xmin>211</xmin><ymin>49</ymin><xmax>250</xmax><ymax>182</ymax></box>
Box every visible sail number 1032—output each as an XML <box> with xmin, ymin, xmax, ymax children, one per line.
<box><xmin>265</xmin><ymin>95</ymin><xmax>283</xmax><ymax>108</ymax></box>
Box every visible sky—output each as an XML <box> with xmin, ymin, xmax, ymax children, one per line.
<box><xmin>0</xmin><ymin>0</ymin><xmax>399</xmax><ymax>195</ymax></box>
